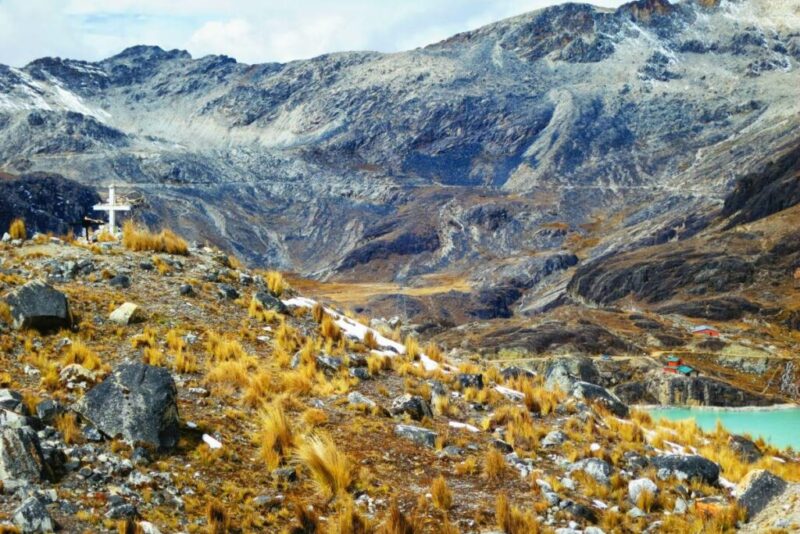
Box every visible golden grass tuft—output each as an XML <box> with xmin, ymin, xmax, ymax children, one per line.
<box><xmin>62</xmin><ymin>340</ymin><xmax>103</xmax><ymax>371</ymax></box>
<box><xmin>205</xmin><ymin>361</ymin><xmax>251</xmax><ymax>389</ymax></box>
<box><xmin>142</xmin><ymin>346</ymin><xmax>165</xmax><ymax>367</ymax></box>
<box><xmin>205</xmin><ymin>499</ymin><xmax>229</xmax><ymax>534</ymax></box>
<box><xmin>363</xmin><ymin>330</ymin><xmax>379</xmax><ymax>350</ymax></box>
<box><xmin>205</xmin><ymin>332</ymin><xmax>248</xmax><ymax>362</ymax></box>
<box><xmin>295</xmin><ymin>434</ymin><xmax>352</xmax><ymax>499</ymax></box>
<box><xmin>320</xmin><ymin>313</ymin><xmax>341</xmax><ymax>341</ymax></box>
<box><xmin>404</xmin><ymin>336</ymin><xmax>419</xmax><ymax>360</ymax></box>
<box><xmin>483</xmin><ymin>448</ymin><xmax>507</xmax><ymax>481</ymax></box>
<box><xmin>8</xmin><ymin>218</ymin><xmax>26</xmax><ymax>240</ymax></box>
<box><xmin>122</xmin><ymin>221</ymin><xmax>188</xmax><ymax>255</ymax></box>
<box><xmin>54</xmin><ymin>412</ymin><xmax>80</xmax><ymax>445</ymax></box>
<box><xmin>255</xmin><ymin>402</ymin><xmax>294</xmax><ymax>470</ymax></box>
<box><xmin>0</xmin><ymin>302</ymin><xmax>11</xmax><ymax>325</ymax></box>
<box><xmin>424</xmin><ymin>342</ymin><xmax>443</xmax><ymax>363</ymax></box>
<box><xmin>265</xmin><ymin>270</ymin><xmax>286</xmax><ymax>297</ymax></box>
<box><xmin>380</xmin><ymin>500</ymin><xmax>416</xmax><ymax>534</ymax></box>
<box><xmin>521</xmin><ymin>381</ymin><xmax>564</xmax><ymax>416</ymax></box>
<box><xmin>430</xmin><ymin>475</ymin><xmax>452</xmax><ymax>511</ymax></box>
<box><xmin>329</xmin><ymin>496</ymin><xmax>370</xmax><ymax>534</ymax></box>
<box><xmin>495</xmin><ymin>492</ymin><xmax>540</xmax><ymax>534</ymax></box>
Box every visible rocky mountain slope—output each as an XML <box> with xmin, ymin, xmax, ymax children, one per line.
<box><xmin>0</xmin><ymin>0</ymin><xmax>798</xmax><ymax>311</ymax></box>
<box><xmin>1</xmin><ymin>234</ymin><xmax>799</xmax><ymax>533</ymax></box>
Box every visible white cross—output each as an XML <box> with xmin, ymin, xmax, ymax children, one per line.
<box><xmin>93</xmin><ymin>184</ymin><xmax>131</xmax><ymax>236</ymax></box>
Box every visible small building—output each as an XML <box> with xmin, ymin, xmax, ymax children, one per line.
<box><xmin>665</xmin><ymin>355</ymin><xmax>681</xmax><ymax>367</ymax></box>
<box><xmin>676</xmin><ymin>364</ymin><xmax>699</xmax><ymax>376</ymax></box>
<box><xmin>691</xmin><ymin>325</ymin><xmax>720</xmax><ymax>337</ymax></box>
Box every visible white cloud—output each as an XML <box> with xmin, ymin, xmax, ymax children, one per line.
<box><xmin>0</xmin><ymin>0</ymin><xmax>628</xmax><ymax>66</ymax></box>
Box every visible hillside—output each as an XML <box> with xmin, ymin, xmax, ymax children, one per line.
<box><xmin>1</xmin><ymin>229</ymin><xmax>799</xmax><ymax>533</ymax></box>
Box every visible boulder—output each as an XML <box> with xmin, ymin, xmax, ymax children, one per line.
<box><xmin>735</xmin><ymin>469</ymin><xmax>787</xmax><ymax>518</ymax></box>
<box><xmin>179</xmin><ymin>284</ymin><xmax>195</xmax><ymax>296</ymax></box>
<box><xmin>13</xmin><ymin>497</ymin><xmax>56</xmax><ymax>533</ymax></box>
<box><xmin>542</xmin><ymin>430</ymin><xmax>567</xmax><ymax>447</ymax></box>
<box><xmin>108</xmin><ymin>274</ymin><xmax>131</xmax><ymax>289</ymax></box>
<box><xmin>347</xmin><ymin>392</ymin><xmax>376</xmax><ymax>409</ymax></box>
<box><xmin>390</xmin><ymin>394</ymin><xmax>432</xmax><ymax>421</ymax></box>
<box><xmin>59</xmin><ymin>364</ymin><xmax>98</xmax><ymax>388</ymax></box>
<box><xmin>0</xmin><ymin>389</ymin><xmax>26</xmax><ymax>414</ymax></box>
<box><xmin>217</xmin><ymin>284</ymin><xmax>239</xmax><ymax>300</ymax></box>
<box><xmin>0</xmin><ymin>426</ymin><xmax>48</xmax><ymax>482</ymax></box>
<box><xmin>316</xmin><ymin>354</ymin><xmax>343</xmax><ymax>373</ymax></box>
<box><xmin>394</xmin><ymin>424</ymin><xmax>437</xmax><ymax>448</ymax></box>
<box><xmin>628</xmin><ymin>478</ymin><xmax>659</xmax><ymax>503</ymax></box>
<box><xmin>569</xmin><ymin>458</ymin><xmax>613</xmax><ymax>484</ymax></box>
<box><xmin>651</xmin><ymin>454</ymin><xmax>719</xmax><ymax>484</ymax></box>
<box><xmin>75</xmin><ymin>363</ymin><xmax>180</xmax><ymax>450</ymax></box>
<box><xmin>571</xmin><ymin>381</ymin><xmax>629</xmax><ymax>417</ymax></box>
<box><xmin>729</xmin><ymin>434</ymin><xmax>762</xmax><ymax>463</ymax></box>
<box><xmin>500</xmin><ymin>366</ymin><xmax>535</xmax><ymax>381</ymax></box>
<box><xmin>545</xmin><ymin>357</ymin><xmax>601</xmax><ymax>392</ymax></box>
<box><xmin>457</xmin><ymin>373</ymin><xmax>484</xmax><ymax>390</ymax></box>
<box><xmin>252</xmin><ymin>291</ymin><xmax>288</xmax><ymax>314</ymax></box>
<box><xmin>109</xmin><ymin>302</ymin><xmax>145</xmax><ymax>325</ymax></box>
<box><xmin>4</xmin><ymin>281</ymin><xmax>71</xmax><ymax>332</ymax></box>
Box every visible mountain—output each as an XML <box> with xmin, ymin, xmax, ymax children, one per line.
<box><xmin>1</xmin><ymin>0</ymin><xmax>799</xmax><ymax>323</ymax></box>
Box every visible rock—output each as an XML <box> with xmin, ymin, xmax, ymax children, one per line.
<box><xmin>13</xmin><ymin>497</ymin><xmax>56</xmax><ymax>533</ymax></box>
<box><xmin>106</xmin><ymin>503</ymin><xmax>138</xmax><ymax>520</ymax></box>
<box><xmin>0</xmin><ymin>389</ymin><xmax>26</xmax><ymax>414</ymax></box>
<box><xmin>627</xmin><ymin>506</ymin><xmax>645</xmax><ymax>519</ymax></box>
<box><xmin>272</xmin><ymin>467</ymin><xmax>298</xmax><ymax>482</ymax></box>
<box><xmin>179</xmin><ymin>284</ymin><xmax>195</xmax><ymax>296</ymax></box>
<box><xmin>108</xmin><ymin>274</ymin><xmax>131</xmax><ymax>289</ymax></box>
<box><xmin>735</xmin><ymin>469</ymin><xmax>787</xmax><ymax>518</ymax></box>
<box><xmin>500</xmin><ymin>366</ymin><xmax>535</xmax><ymax>380</ymax></box>
<box><xmin>651</xmin><ymin>454</ymin><xmax>719</xmax><ymax>484</ymax></box>
<box><xmin>622</xmin><ymin>451</ymin><xmax>649</xmax><ymax>472</ymax></box>
<box><xmin>569</xmin><ymin>458</ymin><xmax>612</xmax><ymax>484</ymax></box>
<box><xmin>0</xmin><ymin>426</ymin><xmax>48</xmax><ymax>482</ymax></box>
<box><xmin>349</xmin><ymin>367</ymin><xmax>370</xmax><ymax>380</ymax></box>
<box><xmin>109</xmin><ymin>302</ymin><xmax>145</xmax><ymax>325</ymax></box>
<box><xmin>566</xmin><ymin>502</ymin><xmax>597</xmax><ymax>523</ymax></box>
<box><xmin>390</xmin><ymin>394</ymin><xmax>432</xmax><ymax>421</ymax></box>
<box><xmin>131</xmin><ymin>446</ymin><xmax>152</xmax><ymax>466</ymax></box>
<box><xmin>457</xmin><ymin>373</ymin><xmax>484</xmax><ymax>389</ymax></box>
<box><xmin>346</xmin><ymin>391</ymin><xmax>375</xmax><ymax>408</ymax></box>
<box><xmin>316</xmin><ymin>354</ymin><xmax>343</xmax><ymax>373</ymax></box>
<box><xmin>4</xmin><ymin>281</ymin><xmax>72</xmax><ymax>332</ymax></box>
<box><xmin>673</xmin><ymin>497</ymin><xmax>688</xmax><ymax>514</ymax></box>
<box><xmin>58</xmin><ymin>364</ymin><xmax>98</xmax><ymax>388</ymax></box>
<box><xmin>729</xmin><ymin>434</ymin><xmax>762</xmax><ymax>463</ymax></box>
<box><xmin>34</xmin><ymin>400</ymin><xmax>62</xmax><ymax>425</ymax></box>
<box><xmin>571</xmin><ymin>382</ymin><xmax>629</xmax><ymax>417</ymax></box>
<box><xmin>545</xmin><ymin>357</ymin><xmax>601</xmax><ymax>392</ymax></box>
<box><xmin>491</xmin><ymin>439</ymin><xmax>514</xmax><ymax>453</ymax></box>
<box><xmin>217</xmin><ymin>284</ymin><xmax>239</xmax><ymax>300</ymax></box>
<box><xmin>628</xmin><ymin>478</ymin><xmax>659</xmax><ymax>503</ymax></box>
<box><xmin>394</xmin><ymin>424</ymin><xmax>437</xmax><ymax>448</ymax></box>
<box><xmin>75</xmin><ymin>363</ymin><xmax>180</xmax><ymax>450</ymax></box>
<box><xmin>542</xmin><ymin>430</ymin><xmax>566</xmax><ymax>447</ymax></box>
<box><xmin>0</xmin><ymin>409</ymin><xmax>37</xmax><ymax>429</ymax></box>
<box><xmin>252</xmin><ymin>291</ymin><xmax>288</xmax><ymax>314</ymax></box>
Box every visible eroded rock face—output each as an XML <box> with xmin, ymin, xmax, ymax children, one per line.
<box><xmin>638</xmin><ymin>371</ymin><xmax>772</xmax><ymax>407</ymax></box>
<box><xmin>4</xmin><ymin>281</ymin><xmax>72</xmax><ymax>332</ymax></box>
<box><xmin>571</xmin><ymin>381</ymin><xmax>629</xmax><ymax>417</ymax></box>
<box><xmin>735</xmin><ymin>470</ymin><xmax>787</xmax><ymax>518</ymax></box>
<box><xmin>390</xmin><ymin>394</ymin><xmax>432</xmax><ymax>421</ymax></box>
<box><xmin>0</xmin><ymin>426</ymin><xmax>49</xmax><ymax>483</ymax></box>
<box><xmin>75</xmin><ymin>363</ymin><xmax>180</xmax><ymax>450</ymax></box>
<box><xmin>13</xmin><ymin>496</ymin><xmax>56</xmax><ymax>533</ymax></box>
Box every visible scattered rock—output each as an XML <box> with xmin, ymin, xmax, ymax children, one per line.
<box><xmin>109</xmin><ymin>302</ymin><xmax>145</xmax><ymax>325</ymax></box>
<box><xmin>347</xmin><ymin>392</ymin><xmax>376</xmax><ymax>409</ymax></box>
<box><xmin>571</xmin><ymin>382</ymin><xmax>629</xmax><ymax>417</ymax></box>
<box><xmin>394</xmin><ymin>424</ymin><xmax>437</xmax><ymax>448</ymax></box>
<box><xmin>628</xmin><ymin>478</ymin><xmax>659</xmax><ymax>503</ymax></box>
<box><xmin>75</xmin><ymin>363</ymin><xmax>180</xmax><ymax>450</ymax></box>
<box><xmin>179</xmin><ymin>284</ymin><xmax>195</xmax><ymax>296</ymax></box>
<box><xmin>108</xmin><ymin>274</ymin><xmax>131</xmax><ymax>289</ymax></box>
<box><xmin>735</xmin><ymin>469</ymin><xmax>787</xmax><ymax>518</ymax></box>
<box><xmin>500</xmin><ymin>366</ymin><xmax>535</xmax><ymax>380</ymax></box>
<box><xmin>252</xmin><ymin>291</ymin><xmax>288</xmax><ymax>314</ymax></box>
<box><xmin>13</xmin><ymin>496</ymin><xmax>56</xmax><ymax>533</ymax></box>
<box><xmin>349</xmin><ymin>367</ymin><xmax>370</xmax><ymax>380</ymax></box>
<box><xmin>316</xmin><ymin>354</ymin><xmax>343</xmax><ymax>374</ymax></box>
<box><xmin>569</xmin><ymin>458</ymin><xmax>612</xmax><ymax>484</ymax></box>
<box><xmin>58</xmin><ymin>364</ymin><xmax>97</xmax><ymax>388</ymax></box>
<box><xmin>34</xmin><ymin>400</ymin><xmax>62</xmax><ymax>425</ymax></box>
<box><xmin>390</xmin><ymin>394</ymin><xmax>432</xmax><ymax>421</ymax></box>
<box><xmin>651</xmin><ymin>454</ymin><xmax>719</xmax><ymax>484</ymax></box>
<box><xmin>729</xmin><ymin>434</ymin><xmax>762</xmax><ymax>464</ymax></box>
<box><xmin>217</xmin><ymin>284</ymin><xmax>239</xmax><ymax>300</ymax></box>
<box><xmin>542</xmin><ymin>430</ymin><xmax>567</xmax><ymax>447</ymax></box>
<box><xmin>0</xmin><ymin>389</ymin><xmax>26</xmax><ymax>414</ymax></box>
<box><xmin>457</xmin><ymin>373</ymin><xmax>484</xmax><ymax>390</ymax></box>
<box><xmin>0</xmin><ymin>426</ymin><xmax>48</xmax><ymax>482</ymax></box>
<box><xmin>545</xmin><ymin>357</ymin><xmax>601</xmax><ymax>392</ymax></box>
<box><xmin>4</xmin><ymin>281</ymin><xmax>72</xmax><ymax>332</ymax></box>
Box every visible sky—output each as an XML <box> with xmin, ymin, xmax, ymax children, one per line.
<box><xmin>0</xmin><ymin>0</ymin><xmax>627</xmax><ymax>67</ymax></box>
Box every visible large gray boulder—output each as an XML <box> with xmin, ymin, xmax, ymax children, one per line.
<box><xmin>75</xmin><ymin>363</ymin><xmax>180</xmax><ymax>450</ymax></box>
<box><xmin>390</xmin><ymin>394</ymin><xmax>432</xmax><ymax>421</ymax></box>
<box><xmin>569</xmin><ymin>458</ymin><xmax>613</xmax><ymax>484</ymax></box>
<box><xmin>394</xmin><ymin>424</ymin><xmax>437</xmax><ymax>448</ymax></box>
<box><xmin>545</xmin><ymin>357</ymin><xmax>601</xmax><ymax>392</ymax></box>
<box><xmin>4</xmin><ymin>281</ymin><xmax>71</xmax><ymax>332</ymax></box>
<box><xmin>252</xmin><ymin>291</ymin><xmax>288</xmax><ymax>314</ymax></box>
<box><xmin>0</xmin><ymin>426</ymin><xmax>48</xmax><ymax>483</ymax></box>
<box><xmin>735</xmin><ymin>469</ymin><xmax>787</xmax><ymax>519</ymax></box>
<box><xmin>652</xmin><ymin>454</ymin><xmax>720</xmax><ymax>484</ymax></box>
<box><xmin>571</xmin><ymin>381</ymin><xmax>629</xmax><ymax>417</ymax></box>
<box><xmin>13</xmin><ymin>497</ymin><xmax>56</xmax><ymax>533</ymax></box>
<box><xmin>729</xmin><ymin>434</ymin><xmax>762</xmax><ymax>464</ymax></box>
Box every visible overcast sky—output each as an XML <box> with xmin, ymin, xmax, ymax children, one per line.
<box><xmin>0</xmin><ymin>0</ymin><xmax>627</xmax><ymax>67</ymax></box>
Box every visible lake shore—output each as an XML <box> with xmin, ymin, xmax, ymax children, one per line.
<box><xmin>635</xmin><ymin>403</ymin><xmax>799</xmax><ymax>412</ymax></box>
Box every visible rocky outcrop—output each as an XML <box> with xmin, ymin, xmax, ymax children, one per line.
<box><xmin>75</xmin><ymin>363</ymin><xmax>180</xmax><ymax>450</ymax></box>
<box><xmin>652</xmin><ymin>454</ymin><xmax>720</xmax><ymax>484</ymax></box>
<box><xmin>3</xmin><ymin>281</ymin><xmax>72</xmax><ymax>332</ymax></box>
<box><xmin>735</xmin><ymin>470</ymin><xmax>787</xmax><ymax>519</ymax></box>
<box><xmin>13</xmin><ymin>496</ymin><xmax>56</xmax><ymax>533</ymax></box>
<box><xmin>475</xmin><ymin>321</ymin><xmax>638</xmax><ymax>355</ymax></box>
<box><xmin>0</xmin><ymin>426</ymin><xmax>49</xmax><ymax>483</ymax></box>
<box><xmin>620</xmin><ymin>371</ymin><xmax>773</xmax><ymax>407</ymax></box>
<box><xmin>545</xmin><ymin>357</ymin><xmax>601</xmax><ymax>391</ymax></box>
<box><xmin>572</xmin><ymin>381</ymin><xmax>629</xmax><ymax>417</ymax></box>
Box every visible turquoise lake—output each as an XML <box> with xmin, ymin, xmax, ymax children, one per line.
<box><xmin>646</xmin><ymin>406</ymin><xmax>800</xmax><ymax>450</ymax></box>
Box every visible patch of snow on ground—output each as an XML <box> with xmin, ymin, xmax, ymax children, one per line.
<box><xmin>448</xmin><ymin>421</ymin><xmax>480</xmax><ymax>433</ymax></box>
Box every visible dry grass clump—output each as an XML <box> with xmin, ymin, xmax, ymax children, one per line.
<box><xmin>142</xmin><ymin>347</ymin><xmax>165</xmax><ymax>367</ymax></box>
<box><xmin>424</xmin><ymin>342</ymin><xmax>443</xmax><ymax>363</ymax></box>
<box><xmin>248</xmin><ymin>297</ymin><xmax>278</xmax><ymax>323</ymax></box>
<box><xmin>363</xmin><ymin>330</ymin><xmax>379</xmax><ymax>350</ymax></box>
<box><xmin>205</xmin><ymin>499</ymin><xmax>229</xmax><ymax>534</ymax></box>
<box><xmin>320</xmin><ymin>313</ymin><xmax>342</xmax><ymax>341</ymax></box>
<box><xmin>496</xmin><ymin>493</ymin><xmax>540</xmax><ymax>534</ymax></box>
<box><xmin>404</xmin><ymin>336</ymin><xmax>420</xmax><ymax>360</ymax></box>
<box><xmin>205</xmin><ymin>332</ymin><xmax>248</xmax><ymax>362</ymax></box>
<box><xmin>205</xmin><ymin>361</ymin><xmax>251</xmax><ymax>390</ymax></box>
<box><xmin>484</xmin><ymin>448</ymin><xmax>507</xmax><ymax>481</ymax></box>
<box><xmin>8</xmin><ymin>218</ymin><xmax>26</xmax><ymax>240</ymax></box>
<box><xmin>255</xmin><ymin>402</ymin><xmax>295</xmax><ymax>470</ymax></box>
<box><xmin>265</xmin><ymin>270</ymin><xmax>287</xmax><ymax>297</ymax></box>
<box><xmin>295</xmin><ymin>434</ymin><xmax>353</xmax><ymax>499</ymax></box>
<box><xmin>0</xmin><ymin>302</ymin><xmax>12</xmax><ymax>325</ymax></box>
<box><xmin>521</xmin><ymin>381</ymin><xmax>564</xmax><ymax>416</ymax></box>
<box><xmin>329</xmin><ymin>497</ymin><xmax>370</xmax><ymax>534</ymax></box>
<box><xmin>54</xmin><ymin>412</ymin><xmax>80</xmax><ymax>445</ymax></box>
<box><xmin>122</xmin><ymin>221</ymin><xmax>188</xmax><ymax>255</ymax></box>
<box><xmin>455</xmin><ymin>456</ymin><xmax>478</xmax><ymax>476</ymax></box>
<box><xmin>62</xmin><ymin>340</ymin><xmax>103</xmax><ymax>371</ymax></box>
<box><xmin>430</xmin><ymin>475</ymin><xmax>453</xmax><ymax>511</ymax></box>
<box><xmin>380</xmin><ymin>500</ymin><xmax>417</xmax><ymax>534</ymax></box>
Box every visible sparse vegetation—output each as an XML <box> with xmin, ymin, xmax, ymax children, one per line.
<box><xmin>8</xmin><ymin>218</ymin><xmax>26</xmax><ymax>240</ymax></box>
<box><xmin>295</xmin><ymin>434</ymin><xmax>353</xmax><ymax>499</ymax></box>
<box><xmin>122</xmin><ymin>221</ymin><xmax>188</xmax><ymax>255</ymax></box>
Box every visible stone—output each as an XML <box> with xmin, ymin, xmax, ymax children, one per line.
<box><xmin>566</xmin><ymin>502</ymin><xmax>597</xmax><ymax>523</ymax></box>
<box><xmin>75</xmin><ymin>363</ymin><xmax>180</xmax><ymax>450</ymax></box>
<box><xmin>545</xmin><ymin>357</ymin><xmax>600</xmax><ymax>392</ymax></box>
<box><xmin>623</xmin><ymin>451</ymin><xmax>649</xmax><ymax>472</ymax></box>
<box><xmin>179</xmin><ymin>284</ymin><xmax>195</xmax><ymax>296</ymax></box>
<box><xmin>627</xmin><ymin>506</ymin><xmax>645</xmax><ymax>518</ymax></box>
<box><xmin>394</xmin><ymin>424</ymin><xmax>437</xmax><ymax>448</ymax></box>
<box><xmin>457</xmin><ymin>373</ymin><xmax>484</xmax><ymax>390</ymax></box>
<box><xmin>4</xmin><ymin>281</ymin><xmax>72</xmax><ymax>332</ymax></box>
<box><xmin>109</xmin><ymin>302</ymin><xmax>145</xmax><ymax>325</ymax></box>
<box><xmin>0</xmin><ymin>389</ymin><xmax>26</xmax><ymax>414</ymax></box>
<box><xmin>252</xmin><ymin>291</ymin><xmax>288</xmax><ymax>314</ymax></box>
<box><xmin>390</xmin><ymin>394</ymin><xmax>432</xmax><ymax>421</ymax></box>
<box><xmin>0</xmin><ymin>409</ymin><xmax>38</xmax><ymax>429</ymax></box>
<box><xmin>106</xmin><ymin>503</ymin><xmax>138</xmax><ymax>519</ymax></box>
<box><xmin>13</xmin><ymin>497</ymin><xmax>56</xmax><ymax>533</ymax></box>
<box><xmin>34</xmin><ymin>400</ymin><xmax>62</xmax><ymax>425</ymax></box>
<box><xmin>673</xmin><ymin>497</ymin><xmax>688</xmax><ymax>514</ymax></box>
<box><xmin>491</xmin><ymin>439</ymin><xmax>514</xmax><ymax>453</ymax></box>
<box><xmin>500</xmin><ymin>366</ymin><xmax>535</xmax><ymax>380</ymax></box>
<box><xmin>628</xmin><ymin>478</ymin><xmax>659</xmax><ymax>503</ymax></box>
<box><xmin>217</xmin><ymin>284</ymin><xmax>239</xmax><ymax>300</ymax></box>
<box><xmin>571</xmin><ymin>381</ymin><xmax>629</xmax><ymax>417</ymax></box>
<box><xmin>108</xmin><ymin>274</ymin><xmax>131</xmax><ymax>289</ymax></box>
<box><xmin>349</xmin><ymin>367</ymin><xmax>370</xmax><ymax>380</ymax></box>
<box><xmin>651</xmin><ymin>454</ymin><xmax>719</xmax><ymax>484</ymax></box>
<box><xmin>316</xmin><ymin>354</ymin><xmax>343</xmax><ymax>373</ymax></box>
<box><xmin>347</xmin><ymin>392</ymin><xmax>376</xmax><ymax>409</ymax></box>
<box><xmin>735</xmin><ymin>469</ymin><xmax>787</xmax><ymax>518</ymax></box>
<box><xmin>569</xmin><ymin>458</ymin><xmax>612</xmax><ymax>484</ymax></box>
<box><xmin>729</xmin><ymin>434</ymin><xmax>762</xmax><ymax>463</ymax></box>
<box><xmin>0</xmin><ymin>426</ymin><xmax>48</xmax><ymax>482</ymax></box>
<box><xmin>132</xmin><ymin>447</ymin><xmax>152</xmax><ymax>466</ymax></box>
<box><xmin>542</xmin><ymin>430</ymin><xmax>566</xmax><ymax>447</ymax></box>
<box><xmin>58</xmin><ymin>364</ymin><xmax>97</xmax><ymax>388</ymax></box>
